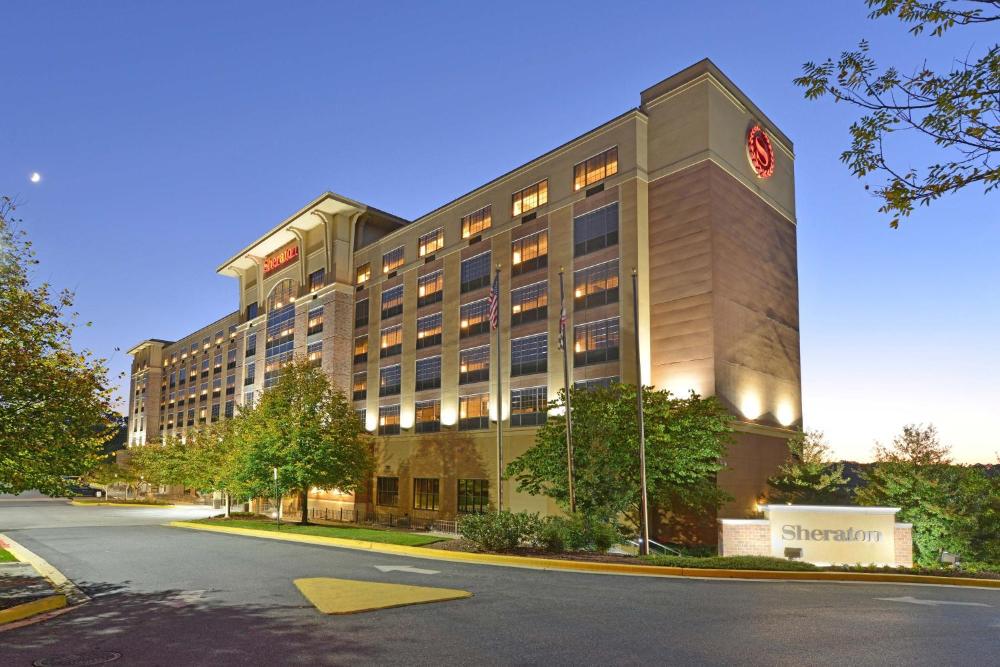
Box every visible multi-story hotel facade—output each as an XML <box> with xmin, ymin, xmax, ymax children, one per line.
<box><xmin>127</xmin><ymin>59</ymin><xmax>801</xmax><ymax>538</ymax></box>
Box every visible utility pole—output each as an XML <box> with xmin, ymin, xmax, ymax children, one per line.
<box><xmin>632</xmin><ymin>268</ymin><xmax>650</xmax><ymax>556</ymax></box>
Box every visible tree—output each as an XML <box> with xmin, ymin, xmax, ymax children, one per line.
<box><xmin>181</xmin><ymin>421</ymin><xmax>244</xmax><ymax>517</ymax></box>
<box><xmin>0</xmin><ymin>196</ymin><xmax>116</xmax><ymax>495</ymax></box>
<box><xmin>506</xmin><ymin>384</ymin><xmax>733</xmax><ymax>528</ymax></box>
<box><xmin>230</xmin><ymin>359</ymin><xmax>372</xmax><ymax>525</ymax></box>
<box><xmin>795</xmin><ymin>1</ymin><xmax>999</xmax><ymax>227</ymax></box>
<box><xmin>767</xmin><ymin>430</ymin><xmax>853</xmax><ymax>505</ymax></box>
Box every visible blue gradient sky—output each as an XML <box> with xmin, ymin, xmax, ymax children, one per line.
<box><xmin>2</xmin><ymin>1</ymin><xmax>997</xmax><ymax>462</ymax></box>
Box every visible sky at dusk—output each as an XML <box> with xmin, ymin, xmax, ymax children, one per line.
<box><xmin>2</xmin><ymin>1</ymin><xmax>997</xmax><ymax>463</ymax></box>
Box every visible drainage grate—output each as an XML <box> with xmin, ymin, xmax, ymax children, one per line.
<box><xmin>33</xmin><ymin>652</ymin><xmax>122</xmax><ymax>667</ymax></box>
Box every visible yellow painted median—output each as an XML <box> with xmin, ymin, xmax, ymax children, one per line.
<box><xmin>169</xmin><ymin>521</ymin><xmax>1000</xmax><ymax>589</ymax></box>
<box><xmin>0</xmin><ymin>594</ymin><xmax>67</xmax><ymax>626</ymax></box>
<box><xmin>295</xmin><ymin>577</ymin><xmax>471</xmax><ymax>614</ymax></box>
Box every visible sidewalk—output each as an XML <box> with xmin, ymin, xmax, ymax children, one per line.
<box><xmin>0</xmin><ymin>534</ymin><xmax>82</xmax><ymax>627</ymax></box>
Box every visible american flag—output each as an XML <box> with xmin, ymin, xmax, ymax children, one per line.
<box><xmin>488</xmin><ymin>271</ymin><xmax>500</xmax><ymax>330</ymax></box>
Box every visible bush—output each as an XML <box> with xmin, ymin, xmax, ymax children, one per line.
<box><xmin>537</xmin><ymin>513</ymin><xmax>621</xmax><ymax>553</ymax></box>
<box><xmin>642</xmin><ymin>555</ymin><xmax>819</xmax><ymax>571</ymax></box>
<box><xmin>459</xmin><ymin>511</ymin><xmax>542</xmax><ymax>552</ymax></box>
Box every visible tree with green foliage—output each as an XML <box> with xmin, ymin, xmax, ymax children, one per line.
<box><xmin>506</xmin><ymin>384</ymin><xmax>733</xmax><ymax>528</ymax></box>
<box><xmin>795</xmin><ymin>1</ymin><xmax>998</xmax><ymax>228</ymax></box>
<box><xmin>179</xmin><ymin>421</ymin><xmax>245</xmax><ymax>517</ymax></box>
<box><xmin>230</xmin><ymin>359</ymin><xmax>372</xmax><ymax>525</ymax></box>
<box><xmin>0</xmin><ymin>196</ymin><xmax>116</xmax><ymax>496</ymax></box>
<box><xmin>767</xmin><ymin>430</ymin><xmax>853</xmax><ymax>505</ymax></box>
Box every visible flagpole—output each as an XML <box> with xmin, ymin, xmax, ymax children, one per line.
<box><xmin>494</xmin><ymin>264</ymin><xmax>504</xmax><ymax>512</ymax></box>
<box><xmin>559</xmin><ymin>268</ymin><xmax>576</xmax><ymax>514</ymax></box>
<box><xmin>632</xmin><ymin>268</ymin><xmax>650</xmax><ymax>556</ymax></box>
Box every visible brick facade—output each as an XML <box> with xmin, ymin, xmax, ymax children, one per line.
<box><xmin>717</xmin><ymin>520</ymin><xmax>770</xmax><ymax>557</ymax></box>
<box><xmin>894</xmin><ymin>524</ymin><xmax>913</xmax><ymax>568</ymax></box>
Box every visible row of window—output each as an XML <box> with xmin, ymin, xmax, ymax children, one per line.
<box><xmin>371</xmin><ymin>384</ymin><xmax>547</xmax><ymax>436</ymax></box>
<box><xmin>375</xmin><ymin>477</ymin><xmax>490</xmax><ymax>513</ymax></box>
<box><xmin>354</xmin><ymin>147</ymin><xmax>618</xmax><ymax>285</ymax></box>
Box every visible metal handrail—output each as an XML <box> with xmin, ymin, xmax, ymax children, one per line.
<box><xmin>627</xmin><ymin>537</ymin><xmax>681</xmax><ymax>556</ymax></box>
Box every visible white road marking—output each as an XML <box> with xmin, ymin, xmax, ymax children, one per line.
<box><xmin>375</xmin><ymin>565</ymin><xmax>440</xmax><ymax>575</ymax></box>
<box><xmin>875</xmin><ymin>596</ymin><xmax>991</xmax><ymax>608</ymax></box>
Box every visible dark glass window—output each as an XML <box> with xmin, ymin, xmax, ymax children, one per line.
<box><xmin>461</xmin><ymin>252</ymin><xmax>491</xmax><ymax>293</ymax></box>
<box><xmin>309</xmin><ymin>268</ymin><xmax>325</xmax><ymax>292</ymax></box>
<box><xmin>245</xmin><ymin>333</ymin><xmax>256</xmax><ymax>358</ymax></box>
<box><xmin>416</xmin><ymin>313</ymin><xmax>442</xmax><ymax>349</ymax></box>
<box><xmin>511</xmin><ymin>386</ymin><xmax>548</xmax><ymax>426</ymax></box>
<box><xmin>224</xmin><ymin>400</ymin><xmax>234</xmax><ymax>418</ymax></box>
<box><xmin>511</xmin><ymin>230</ymin><xmax>548</xmax><ymax>277</ymax></box>
<box><xmin>244</xmin><ymin>362</ymin><xmax>255</xmax><ymax>385</ymax></box>
<box><xmin>306</xmin><ymin>341</ymin><xmax>322</xmax><ymax>367</ymax></box>
<box><xmin>415</xmin><ymin>356</ymin><xmax>441</xmax><ymax>391</ymax></box>
<box><xmin>355</xmin><ymin>298</ymin><xmax>369</xmax><ymax>328</ymax></box>
<box><xmin>460</xmin><ymin>299</ymin><xmax>490</xmax><ymax>338</ymax></box>
<box><xmin>574</xmin><ymin>376</ymin><xmax>620</xmax><ymax>391</ymax></box>
<box><xmin>413</xmin><ymin>478</ymin><xmax>440</xmax><ymax>511</ymax></box>
<box><xmin>511</xmin><ymin>333</ymin><xmax>547</xmax><ymax>377</ymax></box>
<box><xmin>246</xmin><ymin>302</ymin><xmax>259</xmax><ymax>320</ymax></box>
<box><xmin>379</xmin><ymin>364</ymin><xmax>401</xmax><ymax>397</ymax></box>
<box><xmin>376</xmin><ymin>477</ymin><xmax>399</xmax><ymax>506</ymax></box>
<box><xmin>458</xmin><ymin>479</ymin><xmax>489</xmax><ymax>513</ymax></box>
<box><xmin>574</xmin><ymin>317</ymin><xmax>620</xmax><ymax>366</ymax></box>
<box><xmin>459</xmin><ymin>346</ymin><xmax>489</xmax><ymax>384</ymax></box>
<box><xmin>415</xmin><ymin>400</ymin><xmax>441</xmax><ymax>433</ymax></box>
<box><xmin>381</xmin><ymin>285</ymin><xmax>403</xmax><ymax>319</ymax></box>
<box><xmin>573</xmin><ymin>202</ymin><xmax>619</xmax><ymax>257</ymax></box>
<box><xmin>510</xmin><ymin>281</ymin><xmax>548</xmax><ymax>326</ymax></box>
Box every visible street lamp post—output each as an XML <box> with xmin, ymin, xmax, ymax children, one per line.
<box><xmin>273</xmin><ymin>467</ymin><xmax>280</xmax><ymax>528</ymax></box>
<box><xmin>632</xmin><ymin>268</ymin><xmax>650</xmax><ymax>556</ymax></box>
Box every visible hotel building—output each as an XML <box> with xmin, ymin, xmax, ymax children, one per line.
<box><xmin>127</xmin><ymin>59</ymin><xmax>801</xmax><ymax>538</ymax></box>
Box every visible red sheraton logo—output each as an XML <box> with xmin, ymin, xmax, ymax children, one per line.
<box><xmin>263</xmin><ymin>243</ymin><xmax>299</xmax><ymax>276</ymax></box>
<box><xmin>746</xmin><ymin>124</ymin><xmax>775</xmax><ymax>179</ymax></box>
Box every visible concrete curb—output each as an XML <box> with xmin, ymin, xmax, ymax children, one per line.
<box><xmin>69</xmin><ymin>501</ymin><xmax>176</xmax><ymax>508</ymax></box>
<box><xmin>0</xmin><ymin>594</ymin><xmax>67</xmax><ymax>626</ymax></box>
<box><xmin>168</xmin><ymin>521</ymin><xmax>1000</xmax><ymax>589</ymax></box>
<box><xmin>0</xmin><ymin>533</ymin><xmax>89</xmax><ymax>606</ymax></box>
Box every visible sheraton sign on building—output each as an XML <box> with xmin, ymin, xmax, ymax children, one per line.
<box><xmin>719</xmin><ymin>505</ymin><xmax>913</xmax><ymax>567</ymax></box>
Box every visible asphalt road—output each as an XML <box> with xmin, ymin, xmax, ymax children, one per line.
<box><xmin>1</xmin><ymin>498</ymin><xmax>997</xmax><ymax>666</ymax></box>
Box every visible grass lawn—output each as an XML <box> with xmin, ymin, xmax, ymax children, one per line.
<box><xmin>192</xmin><ymin>518</ymin><xmax>446</xmax><ymax>547</ymax></box>
<box><xmin>0</xmin><ymin>548</ymin><xmax>17</xmax><ymax>562</ymax></box>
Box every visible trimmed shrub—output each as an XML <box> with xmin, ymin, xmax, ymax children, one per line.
<box><xmin>537</xmin><ymin>513</ymin><xmax>621</xmax><ymax>553</ymax></box>
<box><xmin>643</xmin><ymin>555</ymin><xmax>819</xmax><ymax>571</ymax></box>
<box><xmin>459</xmin><ymin>511</ymin><xmax>542</xmax><ymax>552</ymax></box>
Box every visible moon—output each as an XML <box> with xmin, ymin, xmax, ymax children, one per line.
<box><xmin>30</xmin><ymin>172</ymin><xmax>41</xmax><ymax>183</ymax></box>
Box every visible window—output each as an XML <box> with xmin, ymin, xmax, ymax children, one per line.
<box><xmin>459</xmin><ymin>346</ymin><xmax>490</xmax><ymax>384</ymax></box>
<box><xmin>379</xmin><ymin>364</ymin><xmax>401</xmax><ymax>396</ymax></box>
<box><xmin>307</xmin><ymin>307</ymin><xmax>324</xmax><ymax>336</ymax></box>
<box><xmin>211</xmin><ymin>403</ymin><xmax>220</xmax><ymax>421</ymax></box>
<box><xmin>244</xmin><ymin>362</ymin><xmax>255</xmax><ymax>385</ymax></box>
<box><xmin>177</xmin><ymin>368</ymin><xmax>185</xmax><ymax>384</ymax></box>
<box><xmin>376</xmin><ymin>477</ymin><xmax>399</xmax><ymax>507</ymax></box>
<box><xmin>461</xmin><ymin>205</ymin><xmax>491</xmax><ymax>239</ymax></box>
<box><xmin>202</xmin><ymin>337</ymin><xmax>211</xmax><ymax>350</ymax></box>
<box><xmin>263</xmin><ymin>289</ymin><xmax>296</xmax><ymax>389</ymax></box>
<box><xmin>227</xmin><ymin>348</ymin><xmax>237</xmax><ymax>369</ymax></box>
<box><xmin>214</xmin><ymin>330</ymin><xmax>224</xmax><ymax>345</ymax></box>
<box><xmin>244</xmin><ymin>390</ymin><xmax>254</xmax><ymax>407</ymax></box>
<box><xmin>356</xmin><ymin>262</ymin><xmax>371</xmax><ymax>285</ymax></box>
<box><xmin>511</xmin><ymin>333</ymin><xmax>547</xmax><ymax>376</ymax></box>
<box><xmin>574</xmin><ymin>317</ymin><xmax>620</xmax><ymax>366</ymax></box>
<box><xmin>352</xmin><ymin>372</ymin><xmax>367</xmax><ymax>401</ymax></box>
<box><xmin>378</xmin><ymin>404</ymin><xmax>400</xmax><ymax>435</ymax></box>
<box><xmin>574</xmin><ymin>376</ymin><xmax>619</xmax><ymax>392</ymax></box>
<box><xmin>511</xmin><ymin>281</ymin><xmax>548</xmax><ymax>326</ymax></box>
<box><xmin>573</xmin><ymin>202</ymin><xmax>619</xmax><ymax>257</ymax></box>
<box><xmin>512</xmin><ymin>180</ymin><xmax>548</xmax><ymax>216</ymax></box>
<box><xmin>416</xmin><ymin>313</ymin><xmax>442</xmax><ymax>349</ymax></box>
<box><xmin>418</xmin><ymin>227</ymin><xmax>444</xmax><ymax>257</ymax></box>
<box><xmin>200</xmin><ymin>381</ymin><xmax>208</xmax><ymax>397</ymax></box>
<box><xmin>460</xmin><ymin>252</ymin><xmax>491</xmax><ymax>293</ymax></box>
<box><xmin>246</xmin><ymin>302</ymin><xmax>259</xmax><ymax>320</ymax></box>
<box><xmin>380</xmin><ymin>285</ymin><xmax>404</xmax><ymax>319</ymax></box>
<box><xmin>309</xmin><ymin>268</ymin><xmax>325</xmax><ymax>292</ymax></box>
<box><xmin>201</xmin><ymin>357</ymin><xmax>210</xmax><ymax>375</ymax></box>
<box><xmin>356</xmin><ymin>408</ymin><xmax>367</xmax><ymax>429</ymax></box>
<box><xmin>212</xmin><ymin>377</ymin><xmax>221</xmax><ymax>397</ymax></box>
<box><xmin>458</xmin><ymin>479</ymin><xmax>489</xmax><ymax>513</ymax></box>
<box><xmin>307</xmin><ymin>341</ymin><xmax>322</xmax><ymax>367</ymax></box>
<box><xmin>573</xmin><ymin>146</ymin><xmax>618</xmax><ymax>191</ymax></box>
<box><xmin>417</xmin><ymin>271</ymin><xmax>443</xmax><ymax>307</ymax></box>
<box><xmin>224</xmin><ymin>400</ymin><xmax>235</xmax><ymax>418</ymax></box>
<box><xmin>213</xmin><ymin>353</ymin><xmax>222</xmax><ymax>372</ymax></box>
<box><xmin>574</xmin><ymin>259</ymin><xmax>619</xmax><ymax>310</ymax></box>
<box><xmin>354</xmin><ymin>336</ymin><xmax>368</xmax><ymax>365</ymax></box>
<box><xmin>382</xmin><ymin>246</ymin><xmax>404</xmax><ymax>274</ymax></box>
<box><xmin>245</xmin><ymin>333</ymin><xmax>256</xmax><ymax>358</ymax></box>
<box><xmin>415</xmin><ymin>356</ymin><xmax>441</xmax><ymax>391</ymax></box>
<box><xmin>460</xmin><ymin>299</ymin><xmax>490</xmax><ymax>338</ymax></box>
<box><xmin>459</xmin><ymin>393</ymin><xmax>489</xmax><ymax>430</ymax></box>
<box><xmin>355</xmin><ymin>298</ymin><xmax>369</xmax><ymax>328</ymax></box>
<box><xmin>511</xmin><ymin>386</ymin><xmax>548</xmax><ymax>426</ymax></box>
<box><xmin>413</xmin><ymin>478</ymin><xmax>440</xmax><ymax>511</ymax></box>
<box><xmin>415</xmin><ymin>400</ymin><xmax>441</xmax><ymax>433</ymax></box>
<box><xmin>226</xmin><ymin>373</ymin><xmax>235</xmax><ymax>395</ymax></box>
<box><xmin>511</xmin><ymin>229</ymin><xmax>548</xmax><ymax>276</ymax></box>
<box><xmin>199</xmin><ymin>407</ymin><xmax>207</xmax><ymax>423</ymax></box>
<box><xmin>379</xmin><ymin>325</ymin><xmax>402</xmax><ymax>358</ymax></box>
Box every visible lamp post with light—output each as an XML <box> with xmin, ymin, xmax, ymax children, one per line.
<box><xmin>273</xmin><ymin>467</ymin><xmax>280</xmax><ymax>528</ymax></box>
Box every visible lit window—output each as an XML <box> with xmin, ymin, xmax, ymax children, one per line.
<box><xmin>574</xmin><ymin>317</ymin><xmax>620</xmax><ymax>366</ymax></box>
<box><xmin>354</xmin><ymin>336</ymin><xmax>368</xmax><ymax>365</ymax></box>
<box><xmin>356</xmin><ymin>262</ymin><xmax>371</xmax><ymax>284</ymax></box>
<box><xmin>461</xmin><ymin>205</ymin><xmax>492</xmax><ymax>239</ymax></box>
<box><xmin>380</xmin><ymin>285</ymin><xmax>404</xmax><ymax>319</ymax></box>
<box><xmin>416</xmin><ymin>313</ymin><xmax>442</xmax><ymax>349</ymax></box>
<box><xmin>382</xmin><ymin>246</ymin><xmax>404</xmax><ymax>274</ymax></box>
<box><xmin>573</xmin><ymin>146</ymin><xmax>618</xmax><ymax>191</ymax></box>
<box><xmin>379</xmin><ymin>325</ymin><xmax>402</xmax><ymax>358</ymax></box>
<box><xmin>511</xmin><ymin>230</ymin><xmax>548</xmax><ymax>276</ymax></box>
<box><xmin>574</xmin><ymin>259</ymin><xmax>619</xmax><ymax>310</ymax></box>
<box><xmin>510</xmin><ymin>281</ymin><xmax>547</xmax><ymax>326</ymax></box>
<box><xmin>378</xmin><ymin>404</ymin><xmax>400</xmax><ymax>435</ymax></box>
<box><xmin>415</xmin><ymin>400</ymin><xmax>441</xmax><ymax>433</ymax></box>
<box><xmin>512</xmin><ymin>180</ymin><xmax>548</xmax><ymax>216</ymax></box>
<box><xmin>460</xmin><ymin>299</ymin><xmax>490</xmax><ymax>338</ymax></box>
<box><xmin>459</xmin><ymin>393</ymin><xmax>489</xmax><ymax>430</ymax></box>
<box><xmin>307</xmin><ymin>341</ymin><xmax>322</xmax><ymax>367</ymax></box>
<box><xmin>459</xmin><ymin>346</ymin><xmax>489</xmax><ymax>385</ymax></box>
<box><xmin>418</xmin><ymin>228</ymin><xmax>444</xmax><ymax>257</ymax></box>
<box><xmin>417</xmin><ymin>271</ymin><xmax>443</xmax><ymax>307</ymax></box>
<box><xmin>308</xmin><ymin>307</ymin><xmax>324</xmax><ymax>336</ymax></box>
<box><xmin>309</xmin><ymin>268</ymin><xmax>325</xmax><ymax>293</ymax></box>
<box><xmin>352</xmin><ymin>372</ymin><xmax>367</xmax><ymax>401</ymax></box>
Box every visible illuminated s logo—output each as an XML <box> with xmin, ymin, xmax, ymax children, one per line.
<box><xmin>746</xmin><ymin>124</ymin><xmax>775</xmax><ymax>179</ymax></box>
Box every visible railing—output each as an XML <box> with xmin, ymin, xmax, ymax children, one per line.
<box><xmin>626</xmin><ymin>538</ymin><xmax>681</xmax><ymax>556</ymax></box>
